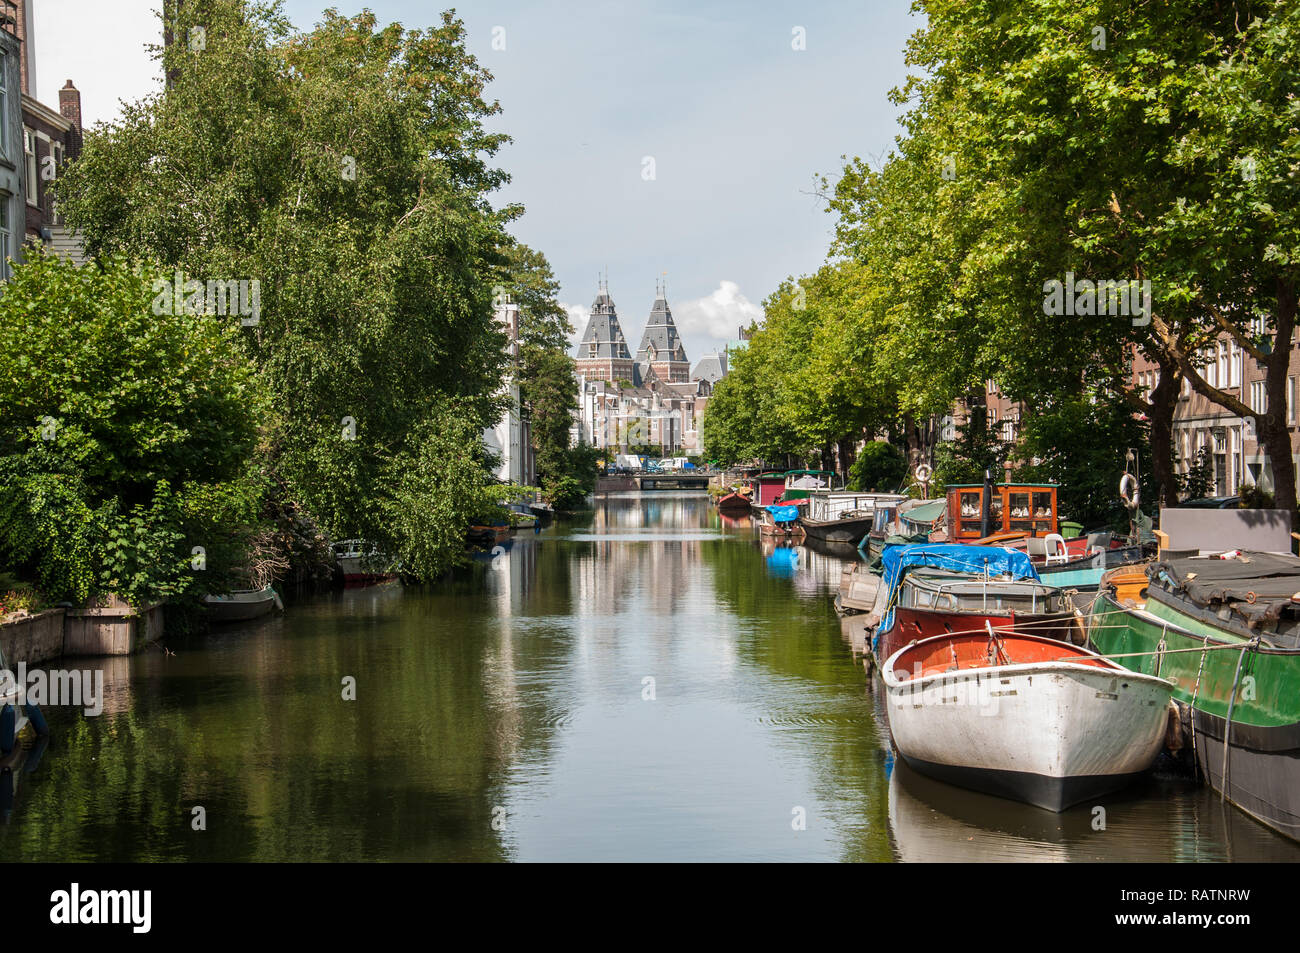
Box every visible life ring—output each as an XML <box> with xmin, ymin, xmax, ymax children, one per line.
<box><xmin>1119</xmin><ymin>472</ymin><xmax>1139</xmax><ymax>507</ymax></box>
<box><xmin>914</xmin><ymin>463</ymin><xmax>933</xmax><ymax>483</ymax></box>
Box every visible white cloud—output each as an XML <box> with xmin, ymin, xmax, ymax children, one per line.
<box><xmin>673</xmin><ymin>281</ymin><xmax>763</xmax><ymax>354</ymax></box>
<box><xmin>560</xmin><ymin>302</ymin><xmax>589</xmax><ymax>350</ymax></box>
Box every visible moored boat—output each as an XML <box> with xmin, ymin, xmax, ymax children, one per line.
<box><xmin>1088</xmin><ymin>551</ymin><xmax>1300</xmax><ymax>841</ymax></box>
<box><xmin>203</xmin><ymin>585</ymin><xmax>282</xmax><ymax>623</ymax></box>
<box><xmin>332</xmin><ymin>539</ymin><xmax>398</xmax><ymax>585</ymax></box>
<box><xmin>882</xmin><ymin>629</ymin><xmax>1174</xmax><ymax>811</ymax></box>
<box><xmin>759</xmin><ymin>504</ymin><xmax>804</xmax><ymax>539</ymax></box>
<box><xmin>870</xmin><ymin>544</ymin><xmax>1079</xmax><ymax>667</ymax></box>
<box><xmin>717</xmin><ymin>489</ymin><xmax>752</xmax><ymax>515</ymax></box>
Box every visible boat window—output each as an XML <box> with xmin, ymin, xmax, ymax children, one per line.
<box><xmin>1031</xmin><ymin>490</ymin><xmax>1055</xmax><ymax>533</ymax></box>
<box><xmin>1007</xmin><ymin>491</ymin><xmax>1033</xmax><ymax>533</ymax></box>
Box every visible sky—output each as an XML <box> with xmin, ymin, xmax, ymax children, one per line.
<box><xmin>34</xmin><ymin>0</ymin><xmax>918</xmax><ymax>363</ymax></box>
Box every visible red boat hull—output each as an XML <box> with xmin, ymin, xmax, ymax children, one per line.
<box><xmin>717</xmin><ymin>492</ymin><xmax>752</xmax><ymax>514</ymax></box>
<box><xmin>874</xmin><ymin>605</ymin><xmax>1078</xmax><ymax>666</ymax></box>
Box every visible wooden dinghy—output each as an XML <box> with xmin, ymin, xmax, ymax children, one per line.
<box><xmin>882</xmin><ymin>629</ymin><xmax>1174</xmax><ymax>811</ymax></box>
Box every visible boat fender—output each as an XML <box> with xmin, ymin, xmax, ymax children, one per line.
<box><xmin>23</xmin><ymin>702</ymin><xmax>47</xmax><ymax>737</ymax></box>
<box><xmin>1119</xmin><ymin>472</ymin><xmax>1139</xmax><ymax>508</ymax></box>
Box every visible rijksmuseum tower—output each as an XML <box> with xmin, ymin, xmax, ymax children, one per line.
<box><xmin>575</xmin><ymin>280</ymin><xmax>691</xmax><ymax>385</ymax></box>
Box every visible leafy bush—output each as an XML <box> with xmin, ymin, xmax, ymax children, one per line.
<box><xmin>0</xmin><ymin>254</ymin><xmax>265</xmax><ymax>606</ymax></box>
<box><xmin>1239</xmin><ymin>483</ymin><xmax>1275</xmax><ymax>509</ymax></box>
<box><xmin>847</xmin><ymin>441</ymin><xmax>907</xmax><ymax>491</ymax></box>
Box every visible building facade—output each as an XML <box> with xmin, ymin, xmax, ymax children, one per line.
<box><xmin>0</xmin><ymin>5</ymin><xmax>25</xmax><ymax>277</ymax></box>
<box><xmin>483</xmin><ymin>301</ymin><xmax>536</xmax><ymax>486</ymax></box>
<box><xmin>571</xmin><ymin>280</ymin><xmax>722</xmax><ymax>454</ymax></box>
<box><xmin>1130</xmin><ymin>334</ymin><xmax>1300</xmax><ymax>498</ymax></box>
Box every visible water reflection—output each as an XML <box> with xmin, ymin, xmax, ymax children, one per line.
<box><xmin>0</xmin><ymin>491</ymin><xmax>1295</xmax><ymax>861</ymax></box>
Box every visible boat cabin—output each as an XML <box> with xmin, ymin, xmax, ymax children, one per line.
<box><xmin>778</xmin><ymin>469</ymin><xmax>837</xmax><ymax>503</ymax></box>
<box><xmin>898</xmin><ymin>569</ymin><xmax>1068</xmax><ymax>615</ymax></box>
<box><xmin>753</xmin><ymin>471</ymin><xmax>789</xmax><ymax>507</ymax></box>
<box><xmin>944</xmin><ymin>483</ymin><xmax>1059</xmax><ymax>541</ymax></box>
<box><xmin>804</xmin><ymin>490</ymin><xmax>906</xmax><ymax>523</ymax></box>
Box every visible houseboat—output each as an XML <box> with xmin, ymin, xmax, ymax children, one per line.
<box><xmin>1088</xmin><ymin>552</ymin><xmax>1300</xmax><ymax>841</ymax></box>
<box><xmin>799</xmin><ymin>491</ymin><xmax>907</xmax><ymax>544</ymax></box>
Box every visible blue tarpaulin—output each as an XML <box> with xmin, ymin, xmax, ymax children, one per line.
<box><xmin>878</xmin><ymin>544</ymin><xmax>1042</xmax><ymax>637</ymax></box>
<box><xmin>765</xmin><ymin>504</ymin><xmax>800</xmax><ymax>524</ymax></box>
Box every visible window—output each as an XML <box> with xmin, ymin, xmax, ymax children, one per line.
<box><xmin>1217</xmin><ymin>342</ymin><xmax>1228</xmax><ymax>387</ymax></box>
<box><xmin>990</xmin><ymin>407</ymin><xmax>999</xmax><ymax>425</ymax></box>
<box><xmin>0</xmin><ymin>195</ymin><xmax>9</xmax><ymax>280</ymax></box>
<box><xmin>1290</xmin><ymin>377</ymin><xmax>1297</xmax><ymax>425</ymax></box>
<box><xmin>1229</xmin><ymin>342</ymin><xmax>1241</xmax><ymax>387</ymax></box>
<box><xmin>23</xmin><ymin>128</ymin><xmax>36</xmax><ymax>206</ymax></box>
<box><xmin>0</xmin><ymin>53</ymin><xmax>7</xmax><ymax>158</ymax></box>
<box><xmin>1250</xmin><ymin>380</ymin><xmax>1267</xmax><ymax>415</ymax></box>
<box><xmin>1205</xmin><ymin>347</ymin><xmax>1218</xmax><ymax>388</ymax></box>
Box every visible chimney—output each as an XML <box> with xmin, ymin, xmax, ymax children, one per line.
<box><xmin>59</xmin><ymin>80</ymin><xmax>81</xmax><ymax>129</ymax></box>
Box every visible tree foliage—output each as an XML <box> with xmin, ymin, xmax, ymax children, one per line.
<box><xmin>0</xmin><ymin>254</ymin><xmax>264</xmax><ymax>605</ymax></box>
<box><xmin>55</xmin><ymin>1</ymin><xmax>527</xmax><ymax>580</ymax></box>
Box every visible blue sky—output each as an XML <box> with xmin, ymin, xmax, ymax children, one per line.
<box><xmin>37</xmin><ymin>0</ymin><xmax>918</xmax><ymax>361</ymax></box>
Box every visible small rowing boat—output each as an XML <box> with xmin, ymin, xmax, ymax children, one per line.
<box><xmin>882</xmin><ymin>628</ymin><xmax>1174</xmax><ymax>811</ymax></box>
<box><xmin>203</xmin><ymin>585</ymin><xmax>283</xmax><ymax>623</ymax></box>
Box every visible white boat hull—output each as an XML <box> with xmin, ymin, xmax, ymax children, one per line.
<box><xmin>884</xmin><ymin>651</ymin><xmax>1172</xmax><ymax>811</ymax></box>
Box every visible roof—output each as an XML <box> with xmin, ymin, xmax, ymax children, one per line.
<box><xmin>947</xmin><ymin>482</ymin><xmax>1059</xmax><ymax>490</ymax></box>
<box><xmin>691</xmin><ymin>351</ymin><xmax>728</xmax><ymax>382</ymax></box>
<box><xmin>576</xmin><ymin>288</ymin><xmax>632</xmax><ymax>360</ymax></box>
<box><xmin>900</xmin><ymin>499</ymin><xmax>946</xmax><ymax>524</ymax></box>
<box><xmin>635</xmin><ymin>295</ymin><xmax>689</xmax><ymax>365</ymax></box>
<box><xmin>1150</xmin><ymin>552</ymin><xmax>1300</xmax><ymax>633</ymax></box>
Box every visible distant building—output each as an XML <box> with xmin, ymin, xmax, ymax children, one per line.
<box><xmin>1</xmin><ymin>0</ymin><xmax>84</xmax><ymax>269</ymax></box>
<box><xmin>634</xmin><ymin>283</ymin><xmax>690</xmax><ymax>383</ymax></box>
<box><xmin>575</xmin><ymin>282</ymin><xmax>635</xmax><ymax>382</ymax></box>
<box><xmin>690</xmin><ymin>350</ymin><xmax>728</xmax><ymax>385</ymax></box>
<box><xmin>570</xmin><ymin>279</ymin><xmax>725</xmax><ymax>454</ymax></box>
<box><xmin>483</xmin><ymin>301</ymin><xmax>535</xmax><ymax>486</ymax></box>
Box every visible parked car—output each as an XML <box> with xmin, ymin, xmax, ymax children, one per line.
<box><xmin>1180</xmin><ymin>496</ymin><xmax>1241</xmax><ymax>508</ymax></box>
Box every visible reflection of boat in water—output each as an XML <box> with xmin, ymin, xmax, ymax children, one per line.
<box><xmin>887</xmin><ymin>754</ymin><xmax>1300</xmax><ymax>862</ymax></box>
<box><xmin>761</xmin><ymin>540</ymin><xmax>800</xmax><ymax>578</ymax></box>
<box><xmin>0</xmin><ymin>734</ymin><xmax>48</xmax><ymax>823</ymax></box>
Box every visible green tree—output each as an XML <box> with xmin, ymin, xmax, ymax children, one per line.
<box><xmin>847</xmin><ymin>441</ymin><xmax>907</xmax><ymax>492</ymax></box>
<box><xmin>0</xmin><ymin>254</ymin><xmax>264</xmax><ymax>605</ymax></box>
<box><xmin>56</xmin><ymin>1</ymin><xmax>523</xmax><ymax>578</ymax></box>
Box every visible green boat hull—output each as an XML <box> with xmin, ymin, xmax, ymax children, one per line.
<box><xmin>1089</xmin><ymin>591</ymin><xmax>1300</xmax><ymax>841</ymax></box>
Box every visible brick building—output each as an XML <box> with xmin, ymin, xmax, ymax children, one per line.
<box><xmin>1130</xmin><ymin>332</ymin><xmax>1300</xmax><ymax>498</ymax></box>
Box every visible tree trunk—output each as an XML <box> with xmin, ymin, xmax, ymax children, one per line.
<box><xmin>1262</xmin><ymin>279</ymin><xmax>1298</xmax><ymax>522</ymax></box>
<box><xmin>1147</xmin><ymin>358</ymin><xmax>1180</xmax><ymax>507</ymax></box>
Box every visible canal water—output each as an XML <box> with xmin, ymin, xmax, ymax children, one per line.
<box><xmin>2</xmin><ymin>492</ymin><xmax>1298</xmax><ymax>861</ymax></box>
